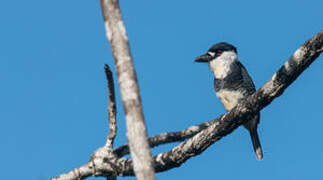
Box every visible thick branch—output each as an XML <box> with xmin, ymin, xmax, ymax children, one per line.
<box><xmin>99</xmin><ymin>0</ymin><xmax>155</xmax><ymax>180</ymax></box>
<box><xmin>113</xmin><ymin>30</ymin><xmax>323</xmax><ymax>158</ymax></box>
<box><xmin>117</xmin><ymin>30</ymin><xmax>323</xmax><ymax>175</ymax></box>
<box><xmin>51</xmin><ymin>31</ymin><xmax>322</xmax><ymax>179</ymax></box>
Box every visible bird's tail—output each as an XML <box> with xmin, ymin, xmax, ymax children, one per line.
<box><xmin>249</xmin><ymin>129</ymin><xmax>263</xmax><ymax>160</ymax></box>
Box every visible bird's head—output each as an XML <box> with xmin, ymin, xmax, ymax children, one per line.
<box><xmin>194</xmin><ymin>42</ymin><xmax>237</xmax><ymax>63</ymax></box>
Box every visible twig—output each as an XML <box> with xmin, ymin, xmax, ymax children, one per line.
<box><xmin>104</xmin><ymin>64</ymin><xmax>118</xmax><ymax>180</ymax></box>
<box><xmin>104</xmin><ymin>64</ymin><xmax>117</xmax><ymax>150</ymax></box>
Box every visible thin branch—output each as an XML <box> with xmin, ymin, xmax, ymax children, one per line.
<box><xmin>99</xmin><ymin>0</ymin><xmax>156</xmax><ymax>180</ymax></box>
<box><xmin>104</xmin><ymin>64</ymin><xmax>118</xmax><ymax>180</ymax></box>
<box><xmin>114</xmin><ymin>119</ymin><xmax>214</xmax><ymax>157</ymax></box>
<box><xmin>51</xmin><ymin>30</ymin><xmax>323</xmax><ymax>179</ymax></box>
<box><xmin>104</xmin><ymin>64</ymin><xmax>117</xmax><ymax>150</ymax></box>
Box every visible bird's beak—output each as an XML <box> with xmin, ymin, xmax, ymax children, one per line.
<box><xmin>194</xmin><ymin>54</ymin><xmax>212</xmax><ymax>63</ymax></box>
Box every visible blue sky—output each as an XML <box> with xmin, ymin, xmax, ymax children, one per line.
<box><xmin>1</xmin><ymin>1</ymin><xmax>322</xmax><ymax>180</ymax></box>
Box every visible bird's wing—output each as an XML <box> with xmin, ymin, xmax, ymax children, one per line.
<box><xmin>236</xmin><ymin>61</ymin><xmax>256</xmax><ymax>92</ymax></box>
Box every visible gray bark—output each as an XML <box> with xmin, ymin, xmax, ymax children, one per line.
<box><xmin>99</xmin><ymin>0</ymin><xmax>156</xmax><ymax>180</ymax></box>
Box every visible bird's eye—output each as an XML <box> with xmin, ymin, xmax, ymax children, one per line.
<box><xmin>217</xmin><ymin>50</ymin><xmax>223</xmax><ymax>55</ymax></box>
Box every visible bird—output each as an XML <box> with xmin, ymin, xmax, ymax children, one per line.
<box><xmin>194</xmin><ymin>42</ymin><xmax>263</xmax><ymax>160</ymax></box>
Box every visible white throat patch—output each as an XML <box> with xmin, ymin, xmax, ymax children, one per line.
<box><xmin>208</xmin><ymin>51</ymin><xmax>237</xmax><ymax>79</ymax></box>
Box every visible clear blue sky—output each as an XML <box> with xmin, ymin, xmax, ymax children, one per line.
<box><xmin>1</xmin><ymin>1</ymin><xmax>322</xmax><ymax>180</ymax></box>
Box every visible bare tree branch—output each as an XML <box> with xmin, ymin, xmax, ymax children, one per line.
<box><xmin>99</xmin><ymin>0</ymin><xmax>155</xmax><ymax>180</ymax></box>
<box><xmin>104</xmin><ymin>64</ymin><xmax>117</xmax><ymax>150</ymax></box>
<box><xmin>104</xmin><ymin>64</ymin><xmax>117</xmax><ymax>180</ymax></box>
<box><xmin>114</xmin><ymin>119</ymin><xmax>214</xmax><ymax>157</ymax></box>
<box><xmin>114</xmin><ymin>30</ymin><xmax>323</xmax><ymax>175</ymax></box>
<box><xmin>51</xmin><ymin>31</ymin><xmax>323</xmax><ymax>180</ymax></box>
<box><xmin>113</xmin><ymin>30</ymin><xmax>323</xmax><ymax>158</ymax></box>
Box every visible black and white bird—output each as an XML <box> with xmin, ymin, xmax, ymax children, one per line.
<box><xmin>194</xmin><ymin>42</ymin><xmax>263</xmax><ymax>160</ymax></box>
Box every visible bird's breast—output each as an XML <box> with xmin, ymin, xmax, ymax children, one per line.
<box><xmin>215</xmin><ymin>89</ymin><xmax>245</xmax><ymax>111</ymax></box>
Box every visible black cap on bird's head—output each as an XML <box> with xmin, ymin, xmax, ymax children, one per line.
<box><xmin>194</xmin><ymin>42</ymin><xmax>237</xmax><ymax>63</ymax></box>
